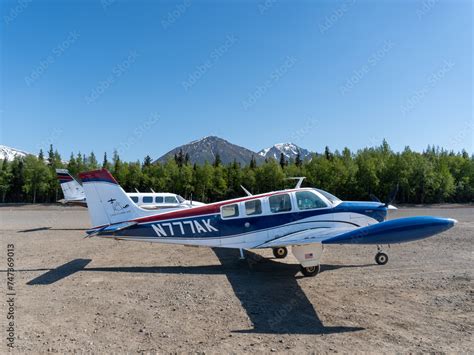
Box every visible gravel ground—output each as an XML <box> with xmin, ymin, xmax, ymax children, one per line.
<box><xmin>0</xmin><ymin>204</ymin><xmax>472</xmax><ymax>353</ymax></box>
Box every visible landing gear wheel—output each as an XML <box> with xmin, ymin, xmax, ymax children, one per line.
<box><xmin>300</xmin><ymin>265</ymin><xmax>320</xmax><ymax>277</ymax></box>
<box><xmin>273</xmin><ymin>247</ymin><xmax>288</xmax><ymax>259</ymax></box>
<box><xmin>375</xmin><ymin>252</ymin><xmax>388</xmax><ymax>265</ymax></box>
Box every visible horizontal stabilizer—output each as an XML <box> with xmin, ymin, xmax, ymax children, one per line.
<box><xmin>86</xmin><ymin>221</ymin><xmax>137</xmax><ymax>237</ymax></box>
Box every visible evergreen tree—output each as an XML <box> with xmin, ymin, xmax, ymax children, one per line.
<box><xmin>213</xmin><ymin>153</ymin><xmax>221</xmax><ymax>167</ymax></box>
<box><xmin>102</xmin><ymin>152</ymin><xmax>109</xmax><ymax>168</ymax></box>
<box><xmin>324</xmin><ymin>146</ymin><xmax>333</xmax><ymax>160</ymax></box>
<box><xmin>47</xmin><ymin>144</ymin><xmax>55</xmax><ymax>165</ymax></box>
<box><xmin>279</xmin><ymin>153</ymin><xmax>287</xmax><ymax>169</ymax></box>
<box><xmin>295</xmin><ymin>151</ymin><xmax>302</xmax><ymax>168</ymax></box>
<box><xmin>250</xmin><ymin>155</ymin><xmax>257</xmax><ymax>169</ymax></box>
<box><xmin>38</xmin><ymin>149</ymin><xmax>44</xmax><ymax>161</ymax></box>
<box><xmin>88</xmin><ymin>152</ymin><xmax>98</xmax><ymax>170</ymax></box>
<box><xmin>143</xmin><ymin>155</ymin><xmax>152</xmax><ymax>167</ymax></box>
<box><xmin>175</xmin><ymin>149</ymin><xmax>184</xmax><ymax>167</ymax></box>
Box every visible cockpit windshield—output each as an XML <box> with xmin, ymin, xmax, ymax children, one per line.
<box><xmin>314</xmin><ymin>189</ymin><xmax>341</xmax><ymax>204</ymax></box>
<box><xmin>176</xmin><ymin>195</ymin><xmax>186</xmax><ymax>203</ymax></box>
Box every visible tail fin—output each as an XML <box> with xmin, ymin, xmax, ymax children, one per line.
<box><xmin>78</xmin><ymin>169</ymin><xmax>154</xmax><ymax>228</ymax></box>
<box><xmin>56</xmin><ymin>169</ymin><xmax>85</xmax><ymax>201</ymax></box>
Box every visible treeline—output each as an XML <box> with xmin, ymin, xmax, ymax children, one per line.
<box><xmin>0</xmin><ymin>141</ymin><xmax>473</xmax><ymax>204</ymax></box>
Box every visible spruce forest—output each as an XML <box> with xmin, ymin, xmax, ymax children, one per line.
<box><xmin>1</xmin><ymin>141</ymin><xmax>473</xmax><ymax>205</ymax></box>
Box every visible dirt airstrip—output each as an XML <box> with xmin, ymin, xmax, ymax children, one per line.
<box><xmin>0</xmin><ymin>205</ymin><xmax>472</xmax><ymax>353</ymax></box>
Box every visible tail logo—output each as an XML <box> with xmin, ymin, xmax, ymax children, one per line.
<box><xmin>107</xmin><ymin>198</ymin><xmax>129</xmax><ymax>212</ymax></box>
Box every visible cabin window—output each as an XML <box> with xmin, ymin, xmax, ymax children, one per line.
<box><xmin>155</xmin><ymin>196</ymin><xmax>164</xmax><ymax>203</ymax></box>
<box><xmin>222</xmin><ymin>204</ymin><xmax>239</xmax><ymax>218</ymax></box>
<box><xmin>143</xmin><ymin>196</ymin><xmax>153</xmax><ymax>203</ymax></box>
<box><xmin>269</xmin><ymin>194</ymin><xmax>292</xmax><ymax>213</ymax></box>
<box><xmin>130</xmin><ymin>196</ymin><xmax>139</xmax><ymax>203</ymax></box>
<box><xmin>296</xmin><ymin>191</ymin><xmax>327</xmax><ymax>210</ymax></box>
<box><xmin>165</xmin><ymin>196</ymin><xmax>178</xmax><ymax>204</ymax></box>
<box><xmin>245</xmin><ymin>200</ymin><xmax>262</xmax><ymax>216</ymax></box>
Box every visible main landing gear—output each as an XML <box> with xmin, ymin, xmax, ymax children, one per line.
<box><xmin>300</xmin><ymin>264</ymin><xmax>320</xmax><ymax>277</ymax></box>
<box><xmin>375</xmin><ymin>245</ymin><xmax>388</xmax><ymax>265</ymax></box>
<box><xmin>272</xmin><ymin>247</ymin><xmax>288</xmax><ymax>259</ymax></box>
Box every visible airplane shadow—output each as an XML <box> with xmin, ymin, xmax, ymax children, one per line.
<box><xmin>18</xmin><ymin>227</ymin><xmax>52</xmax><ymax>233</ymax></box>
<box><xmin>26</xmin><ymin>259</ymin><xmax>92</xmax><ymax>285</ymax></box>
<box><xmin>18</xmin><ymin>227</ymin><xmax>85</xmax><ymax>233</ymax></box>
<box><xmin>20</xmin><ymin>250</ymin><xmax>368</xmax><ymax>335</ymax></box>
<box><xmin>211</xmin><ymin>248</ymin><xmax>365</xmax><ymax>334</ymax></box>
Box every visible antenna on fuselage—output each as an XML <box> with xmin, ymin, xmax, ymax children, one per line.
<box><xmin>150</xmin><ymin>188</ymin><xmax>156</xmax><ymax>193</ymax></box>
<box><xmin>135</xmin><ymin>188</ymin><xmax>140</xmax><ymax>193</ymax></box>
<box><xmin>286</xmin><ymin>177</ymin><xmax>306</xmax><ymax>189</ymax></box>
<box><xmin>240</xmin><ymin>185</ymin><xmax>253</xmax><ymax>196</ymax></box>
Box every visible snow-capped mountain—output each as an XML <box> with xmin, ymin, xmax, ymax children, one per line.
<box><xmin>258</xmin><ymin>143</ymin><xmax>312</xmax><ymax>161</ymax></box>
<box><xmin>0</xmin><ymin>145</ymin><xmax>30</xmax><ymax>161</ymax></box>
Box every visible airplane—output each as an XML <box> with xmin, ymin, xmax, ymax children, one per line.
<box><xmin>56</xmin><ymin>169</ymin><xmax>87</xmax><ymax>206</ymax></box>
<box><xmin>56</xmin><ymin>169</ymin><xmax>204</xmax><ymax>209</ymax></box>
<box><xmin>78</xmin><ymin>169</ymin><xmax>457</xmax><ymax>277</ymax></box>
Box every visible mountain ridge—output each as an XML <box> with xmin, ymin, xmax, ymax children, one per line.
<box><xmin>258</xmin><ymin>142</ymin><xmax>312</xmax><ymax>161</ymax></box>
<box><xmin>155</xmin><ymin>136</ymin><xmax>266</xmax><ymax>166</ymax></box>
<box><xmin>0</xmin><ymin>145</ymin><xmax>31</xmax><ymax>161</ymax></box>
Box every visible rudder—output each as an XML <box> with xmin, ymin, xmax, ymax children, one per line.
<box><xmin>78</xmin><ymin>169</ymin><xmax>153</xmax><ymax>227</ymax></box>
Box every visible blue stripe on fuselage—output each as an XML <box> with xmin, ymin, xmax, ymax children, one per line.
<box><xmin>112</xmin><ymin>202</ymin><xmax>388</xmax><ymax>240</ymax></box>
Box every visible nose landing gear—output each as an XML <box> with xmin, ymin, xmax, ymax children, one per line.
<box><xmin>272</xmin><ymin>247</ymin><xmax>288</xmax><ymax>259</ymax></box>
<box><xmin>375</xmin><ymin>245</ymin><xmax>388</xmax><ymax>265</ymax></box>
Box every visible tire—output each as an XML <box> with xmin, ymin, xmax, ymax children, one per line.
<box><xmin>300</xmin><ymin>264</ymin><xmax>320</xmax><ymax>277</ymax></box>
<box><xmin>375</xmin><ymin>252</ymin><xmax>388</xmax><ymax>265</ymax></box>
<box><xmin>272</xmin><ymin>247</ymin><xmax>288</xmax><ymax>259</ymax></box>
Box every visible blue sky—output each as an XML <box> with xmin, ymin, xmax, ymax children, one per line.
<box><xmin>1</xmin><ymin>0</ymin><xmax>472</xmax><ymax>161</ymax></box>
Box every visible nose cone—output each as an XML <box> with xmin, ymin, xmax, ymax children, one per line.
<box><xmin>430</xmin><ymin>217</ymin><xmax>457</xmax><ymax>233</ymax></box>
<box><xmin>446</xmin><ymin>218</ymin><xmax>458</xmax><ymax>227</ymax></box>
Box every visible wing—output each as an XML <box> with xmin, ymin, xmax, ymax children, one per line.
<box><xmin>256</xmin><ymin>216</ymin><xmax>456</xmax><ymax>248</ymax></box>
<box><xmin>255</xmin><ymin>226</ymin><xmax>354</xmax><ymax>248</ymax></box>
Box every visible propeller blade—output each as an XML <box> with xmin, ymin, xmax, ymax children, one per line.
<box><xmin>385</xmin><ymin>183</ymin><xmax>399</xmax><ymax>206</ymax></box>
<box><xmin>369</xmin><ymin>194</ymin><xmax>381</xmax><ymax>203</ymax></box>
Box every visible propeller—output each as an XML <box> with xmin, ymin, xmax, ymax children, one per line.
<box><xmin>370</xmin><ymin>183</ymin><xmax>399</xmax><ymax>209</ymax></box>
<box><xmin>386</xmin><ymin>183</ymin><xmax>399</xmax><ymax>207</ymax></box>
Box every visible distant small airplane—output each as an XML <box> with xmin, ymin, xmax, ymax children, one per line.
<box><xmin>79</xmin><ymin>169</ymin><xmax>457</xmax><ymax>277</ymax></box>
<box><xmin>56</xmin><ymin>169</ymin><xmax>204</xmax><ymax>210</ymax></box>
<box><xmin>56</xmin><ymin>169</ymin><xmax>87</xmax><ymax>206</ymax></box>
